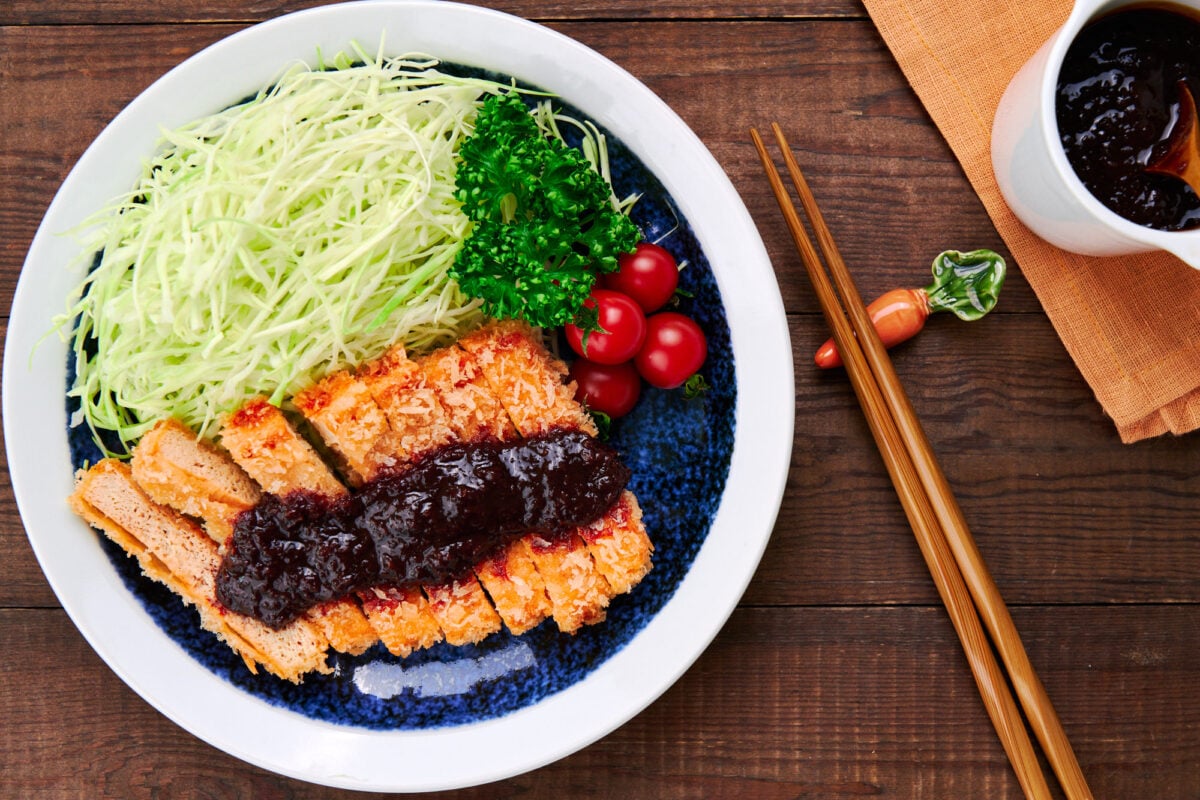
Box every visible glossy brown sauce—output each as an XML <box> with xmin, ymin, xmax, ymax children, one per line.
<box><xmin>214</xmin><ymin>429</ymin><xmax>630</xmax><ymax>628</ymax></box>
<box><xmin>1055</xmin><ymin>5</ymin><xmax>1200</xmax><ymax>231</ymax></box>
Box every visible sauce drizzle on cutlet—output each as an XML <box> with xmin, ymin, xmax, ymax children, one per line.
<box><xmin>214</xmin><ymin>429</ymin><xmax>630</xmax><ymax>629</ymax></box>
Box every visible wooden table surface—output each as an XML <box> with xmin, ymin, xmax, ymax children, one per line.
<box><xmin>3</xmin><ymin>2</ymin><xmax>1198</xmax><ymax>798</ymax></box>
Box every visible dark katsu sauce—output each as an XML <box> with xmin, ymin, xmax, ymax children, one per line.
<box><xmin>1055</xmin><ymin>5</ymin><xmax>1200</xmax><ymax>231</ymax></box>
<box><xmin>215</xmin><ymin>429</ymin><xmax>630</xmax><ymax>628</ymax></box>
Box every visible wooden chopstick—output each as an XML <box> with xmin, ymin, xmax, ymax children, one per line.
<box><xmin>749</xmin><ymin>125</ymin><xmax>1051</xmax><ymax>800</ymax></box>
<box><xmin>751</xmin><ymin>123</ymin><xmax>1094</xmax><ymax>800</ymax></box>
<box><xmin>764</xmin><ymin>124</ymin><xmax>1095</xmax><ymax>800</ymax></box>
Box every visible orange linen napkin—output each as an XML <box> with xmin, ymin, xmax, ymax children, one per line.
<box><xmin>862</xmin><ymin>0</ymin><xmax>1200</xmax><ymax>442</ymax></box>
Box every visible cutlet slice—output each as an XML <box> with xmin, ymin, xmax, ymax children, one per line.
<box><xmin>358</xmin><ymin>342</ymin><xmax>455</xmax><ymax>458</ymax></box>
<box><xmin>293</xmin><ymin>371</ymin><xmax>404</xmax><ymax>486</ymax></box>
<box><xmin>130</xmin><ymin>417</ymin><xmax>260</xmax><ymax>544</ymax></box>
<box><xmin>457</xmin><ymin>320</ymin><xmax>597</xmax><ymax>437</ymax></box>
<box><xmin>218</xmin><ymin>397</ymin><xmax>345</xmax><ymax>499</ymax></box>
<box><xmin>454</xmin><ymin>327</ymin><xmax>614</xmax><ymax>632</ymax></box>
<box><xmin>221</xmin><ymin>396</ymin><xmax>437</xmax><ymax>657</ymax></box>
<box><xmin>70</xmin><ymin>459</ymin><xmax>331</xmax><ymax>683</ymax></box>
<box><xmin>474</xmin><ymin>538</ymin><xmax>553</xmax><ymax>635</ymax></box>
<box><xmin>139</xmin><ymin>416</ymin><xmax>376</xmax><ymax>656</ymax></box>
<box><xmin>419</xmin><ymin>344</ymin><xmax>517</xmax><ymax>444</ymax></box>
<box><xmin>460</xmin><ymin>320</ymin><xmax>653</xmax><ymax>597</ymax></box>
<box><xmin>305</xmin><ymin>599</ymin><xmax>379</xmax><ymax>656</ymax></box>
<box><xmin>320</xmin><ymin>350</ymin><xmax>504</xmax><ymax>647</ymax></box>
<box><xmin>357</xmin><ymin>586</ymin><xmax>443</xmax><ymax>658</ymax></box>
<box><xmin>524</xmin><ymin>533</ymin><xmax>609</xmax><ymax>632</ymax></box>
<box><xmin>577</xmin><ymin>491</ymin><xmax>653</xmax><ymax>595</ymax></box>
<box><xmin>421</xmin><ymin>576</ymin><xmax>503</xmax><ymax>646</ymax></box>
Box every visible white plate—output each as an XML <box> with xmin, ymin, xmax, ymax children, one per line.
<box><xmin>4</xmin><ymin>1</ymin><xmax>793</xmax><ymax>791</ymax></box>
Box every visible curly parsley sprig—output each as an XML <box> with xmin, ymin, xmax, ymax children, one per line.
<box><xmin>450</xmin><ymin>93</ymin><xmax>640</xmax><ymax>329</ymax></box>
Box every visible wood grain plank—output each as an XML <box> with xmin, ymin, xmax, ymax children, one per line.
<box><xmin>3</xmin><ymin>605</ymin><xmax>1196</xmax><ymax>799</ymax></box>
<box><xmin>0</xmin><ymin>19</ymin><xmax>1040</xmax><ymax>323</ymax></box>
<box><xmin>2</xmin><ymin>7</ymin><xmax>1195</xmax><ymax>800</ymax></box>
<box><xmin>1</xmin><ymin>0</ymin><xmax>865</xmax><ymax>26</ymax></box>
<box><xmin>756</xmin><ymin>313</ymin><xmax>1200</xmax><ymax>606</ymax></box>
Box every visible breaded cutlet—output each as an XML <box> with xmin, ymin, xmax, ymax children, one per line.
<box><xmin>130</xmin><ymin>417</ymin><xmax>261</xmax><ymax>544</ymax></box>
<box><xmin>459</xmin><ymin>321</ymin><xmax>654</xmax><ymax>610</ymax></box>
<box><xmin>218</xmin><ymin>398</ymin><xmax>441</xmax><ymax>658</ymax></box>
<box><xmin>300</xmin><ymin>353</ymin><xmax>505</xmax><ymax>647</ymax></box>
<box><xmin>69</xmin><ymin>321</ymin><xmax>652</xmax><ymax>680</ymax></box>
<box><xmin>132</xmin><ymin>417</ymin><xmax>377</xmax><ymax>656</ymax></box>
<box><xmin>412</xmin><ymin>345</ymin><xmax>555</xmax><ymax>635</ymax></box>
<box><xmin>69</xmin><ymin>459</ymin><xmax>331</xmax><ymax>682</ymax></box>
<box><xmin>292</xmin><ymin>371</ymin><xmax>405</xmax><ymax>486</ymax></box>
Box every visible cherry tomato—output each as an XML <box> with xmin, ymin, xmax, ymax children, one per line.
<box><xmin>635</xmin><ymin>312</ymin><xmax>707</xmax><ymax>389</ymax></box>
<box><xmin>570</xmin><ymin>359</ymin><xmax>642</xmax><ymax>418</ymax></box>
<box><xmin>565</xmin><ymin>289</ymin><xmax>647</xmax><ymax>365</ymax></box>
<box><xmin>602</xmin><ymin>242</ymin><xmax>679</xmax><ymax>312</ymax></box>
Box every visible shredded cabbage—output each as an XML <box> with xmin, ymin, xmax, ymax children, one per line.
<box><xmin>59</xmin><ymin>50</ymin><xmax>516</xmax><ymax>454</ymax></box>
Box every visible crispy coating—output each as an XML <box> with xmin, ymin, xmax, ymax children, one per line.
<box><xmin>219</xmin><ymin>397</ymin><xmax>345</xmax><ymax>499</ymax></box>
<box><xmin>293</xmin><ymin>371</ymin><xmax>405</xmax><ymax>486</ymax></box>
<box><xmin>324</xmin><ymin>344</ymin><xmax>505</xmax><ymax>646</ymax></box>
<box><xmin>457</xmin><ymin>319</ymin><xmax>597</xmax><ymax>437</ymax></box>
<box><xmin>475</xmin><ymin>538</ymin><xmax>553</xmax><ymax>635</ymax></box>
<box><xmin>357</xmin><ymin>586</ymin><xmax>444</xmax><ymax>658</ymax></box>
<box><xmin>359</xmin><ymin>343</ymin><xmax>456</xmax><ymax>458</ymax></box>
<box><xmin>462</xmin><ymin>322</ymin><xmax>652</xmax><ymax>599</ymax></box>
<box><xmin>577</xmin><ymin>491</ymin><xmax>654</xmax><ymax>595</ymax></box>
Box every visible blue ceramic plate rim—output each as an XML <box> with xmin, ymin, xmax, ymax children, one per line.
<box><xmin>3</xmin><ymin>1</ymin><xmax>794</xmax><ymax>792</ymax></box>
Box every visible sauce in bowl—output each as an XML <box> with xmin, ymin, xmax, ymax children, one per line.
<box><xmin>1055</xmin><ymin>5</ymin><xmax>1200</xmax><ymax>231</ymax></box>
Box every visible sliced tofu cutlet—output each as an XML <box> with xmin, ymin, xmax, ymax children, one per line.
<box><xmin>577</xmin><ymin>490</ymin><xmax>653</xmax><ymax>595</ymax></box>
<box><xmin>357</xmin><ymin>342</ymin><xmax>455</xmax><ymax>457</ymax></box>
<box><xmin>218</xmin><ymin>397</ymin><xmax>346</xmax><ymax>500</ymax></box>
<box><xmin>357</xmin><ymin>585</ymin><xmax>445</xmax><ymax>659</ymax></box>
<box><xmin>217</xmin><ymin>400</ymin><xmax>394</xmax><ymax>656</ymax></box>
<box><xmin>416</xmin><ymin>345</ymin><xmax>555</xmax><ymax>635</ymax></box>
<box><xmin>457</xmin><ymin>320</ymin><xmax>597</xmax><ymax>437</ymax></box>
<box><xmin>456</xmin><ymin>322</ymin><xmax>626</xmax><ymax>633</ymax></box>
<box><xmin>129</xmin><ymin>417</ymin><xmax>261</xmax><ymax>544</ymax></box>
<box><xmin>70</xmin><ymin>459</ymin><xmax>331</xmax><ymax>683</ymax></box>
<box><xmin>131</xmin><ymin>416</ymin><xmax>377</xmax><ymax>656</ymax></box>
<box><xmin>303</xmin><ymin>355</ymin><xmax>504</xmax><ymax>647</ymax></box>
<box><xmin>459</xmin><ymin>320</ymin><xmax>653</xmax><ymax>594</ymax></box>
<box><xmin>292</xmin><ymin>371</ymin><xmax>404</xmax><ymax>487</ymax></box>
<box><xmin>70</xmin><ymin>324</ymin><xmax>650</xmax><ymax>679</ymax></box>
